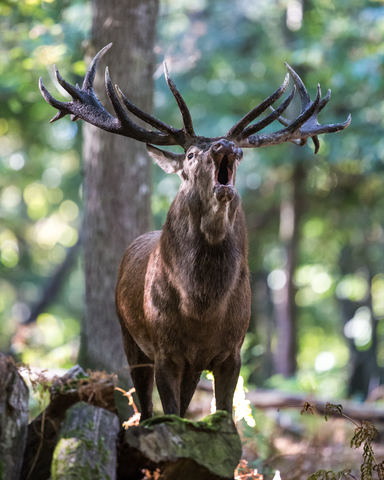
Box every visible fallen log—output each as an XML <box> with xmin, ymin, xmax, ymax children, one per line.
<box><xmin>246</xmin><ymin>389</ymin><xmax>384</xmax><ymax>422</ymax></box>
<box><xmin>51</xmin><ymin>401</ymin><xmax>120</xmax><ymax>480</ymax></box>
<box><xmin>118</xmin><ymin>411</ymin><xmax>242</xmax><ymax>480</ymax></box>
<box><xmin>0</xmin><ymin>353</ymin><xmax>29</xmax><ymax>480</ymax></box>
<box><xmin>196</xmin><ymin>382</ymin><xmax>384</xmax><ymax>423</ymax></box>
<box><xmin>20</xmin><ymin>365</ymin><xmax>117</xmax><ymax>480</ymax></box>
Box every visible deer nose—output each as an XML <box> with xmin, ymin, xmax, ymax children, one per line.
<box><xmin>212</xmin><ymin>139</ymin><xmax>236</xmax><ymax>154</ymax></box>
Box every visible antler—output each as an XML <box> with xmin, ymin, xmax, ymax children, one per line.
<box><xmin>226</xmin><ymin>63</ymin><xmax>351</xmax><ymax>152</ymax></box>
<box><xmin>39</xmin><ymin>43</ymin><xmax>193</xmax><ymax>148</ymax></box>
<box><xmin>39</xmin><ymin>44</ymin><xmax>350</xmax><ymax>153</ymax></box>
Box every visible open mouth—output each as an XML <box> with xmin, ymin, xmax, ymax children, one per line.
<box><xmin>216</xmin><ymin>155</ymin><xmax>233</xmax><ymax>186</ymax></box>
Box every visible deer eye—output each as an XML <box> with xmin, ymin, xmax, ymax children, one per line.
<box><xmin>187</xmin><ymin>153</ymin><xmax>194</xmax><ymax>159</ymax></box>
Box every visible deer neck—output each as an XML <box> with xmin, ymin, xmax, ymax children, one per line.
<box><xmin>159</xmin><ymin>190</ymin><xmax>245</xmax><ymax>317</ymax></box>
<box><xmin>183</xmin><ymin>188</ymin><xmax>241</xmax><ymax>245</ymax></box>
<box><xmin>160</xmin><ymin>189</ymin><xmax>243</xmax><ymax>263</ymax></box>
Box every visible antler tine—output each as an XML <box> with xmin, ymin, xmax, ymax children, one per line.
<box><xmin>269</xmin><ymin>87</ymin><xmax>333</xmax><ymax>153</ymax></box>
<box><xmin>105</xmin><ymin>67</ymin><xmax>179</xmax><ymax>145</ymax></box>
<box><xmin>239</xmin><ymin>86</ymin><xmax>296</xmax><ymax>139</ymax></box>
<box><xmin>285</xmin><ymin>63</ymin><xmax>311</xmax><ymax>113</ymax></box>
<box><xmin>235</xmin><ymin>73</ymin><xmax>351</xmax><ymax>151</ymax></box>
<box><xmin>115</xmin><ymin>84</ymin><xmax>179</xmax><ymax>137</ymax></box>
<box><xmin>316</xmin><ymin>88</ymin><xmax>331</xmax><ymax>115</ymax></box>
<box><xmin>275</xmin><ymin>83</ymin><xmax>322</xmax><ymax>132</ymax></box>
<box><xmin>271</xmin><ymin>111</ymin><xmax>290</xmax><ymax>127</ymax></box>
<box><xmin>54</xmin><ymin>66</ymin><xmax>81</xmax><ymax>99</ymax></box>
<box><xmin>226</xmin><ymin>72</ymin><xmax>290</xmax><ymax>138</ymax></box>
<box><xmin>51</xmin><ymin>111</ymin><xmax>68</xmax><ymax>123</ymax></box>
<box><xmin>40</xmin><ymin>44</ymin><xmax>190</xmax><ymax>147</ymax></box>
<box><xmin>39</xmin><ymin>77</ymin><xmax>71</xmax><ymax>123</ymax></box>
<box><xmin>163</xmin><ymin>62</ymin><xmax>195</xmax><ymax>137</ymax></box>
<box><xmin>82</xmin><ymin>43</ymin><xmax>112</xmax><ymax>92</ymax></box>
<box><xmin>268</xmin><ymin>108</ymin><xmax>321</xmax><ymax>154</ymax></box>
<box><xmin>301</xmin><ymin>114</ymin><xmax>351</xmax><ymax>135</ymax></box>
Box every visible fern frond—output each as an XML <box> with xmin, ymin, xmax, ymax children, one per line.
<box><xmin>324</xmin><ymin>402</ymin><xmax>343</xmax><ymax>421</ymax></box>
<box><xmin>301</xmin><ymin>401</ymin><xmax>316</xmax><ymax>415</ymax></box>
<box><xmin>373</xmin><ymin>461</ymin><xmax>384</xmax><ymax>480</ymax></box>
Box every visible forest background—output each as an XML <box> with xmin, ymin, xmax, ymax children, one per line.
<box><xmin>1</xmin><ymin>0</ymin><xmax>384</xmax><ymax>417</ymax></box>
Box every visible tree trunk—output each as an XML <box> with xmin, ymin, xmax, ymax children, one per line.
<box><xmin>78</xmin><ymin>0</ymin><xmax>159</xmax><ymax>381</ymax></box>
<box><xmin>51</xmin><ymin>402</ymin><xmax>120</xmax><ymax>480</ymax></box>
<box><xmin>338</xmin><ymin>247</ymin><xmax>384</xmax><ymax>399</ymax></box>
<box><xmin>0</xmin><ymin>354</ymin><xmax>29</xmax><ymax>480</ymax></box>
<box><xmin>273</xmin><ymin>161</ymin><xmax>306</xmax><ymax>377</ymax></box>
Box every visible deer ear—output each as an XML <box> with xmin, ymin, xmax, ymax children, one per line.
<box><xmin>146</xmin><ymin>144</ymin><xmax>184</xmax><ymax>174</ymax></box>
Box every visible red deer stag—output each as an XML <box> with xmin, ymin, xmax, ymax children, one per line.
<box><xmin>39</xmin><ymin>44</ymin><xmax>350</xmax><ymax>419</ymax></box>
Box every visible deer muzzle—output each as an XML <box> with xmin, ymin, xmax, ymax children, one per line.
<box><xmin>211</xmin><ymin>140</ymin><xmax>241</xmax><ymax>203</ymax></box>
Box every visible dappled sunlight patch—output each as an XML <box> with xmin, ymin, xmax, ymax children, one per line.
<box><xmin>311</xmin><ymin>272</ymin><xmax>332</xmax><ymax>295</ymax></box>
<box><xmin>0</xmin><ymin>230</ymin><xmax>19</xmax><ymax>268</ymax></box>
<box><xmin>315</xmin><ymin>352</ymin><xmax>336</xmax><ymax>373</ymax></box>
<box><xmin>46</xmin><ymin>187</ymin><xmax>64</xmax><ymax>204</ymax></box>
<box><xmin>23</xmin><ymin>182</ymin><xmax>49</xmax><ymax>219</ymax></box>
<box><xmin>36</xmin><ymin>43</ymin><xmax>67</xmax><ymax>66</ymax></box>
<box><xmin>60</xmin><ymin>150</ymin><xmax>80</xmax><ymax>175</ymax></box>
<box><xmin>372</xmin><ymin>274</ymin><xmax>384</xmax><ymax>318</ymax></box>
<box><xmin>268</xmin><ymin>269</ymin><xmax>287</xmax><ymax>291</ymax></box>
<box><xmin>207</xmin><ymin>373</ymin><xmax>256</xmax><ymax>428</ymax></box>
<box><xmin>298</xmin><ymin>330</ymin><xmax>349</xmax><ymax>374</ymax></box>
<box><xmin>42</xmin><ymin>167</ymin><xmax>62</xmax><ymax>188</ymax></box>
<box><xmin>344</xmin><ymin>307</ymin><xmax>372</xmax><ymax>348</ymax></box>
<box><xmin>32</xmin><ymin>212</ymin><xmax>78</xmax><ymax>249</ymax></box>
<box><xmin>1</xmin><ymin>245</ymin><xmax>19</xmax><ymax>268</ymax></box>
<box><xmin>295</xmin><ymin>286</ymin><xmax>319</xmax><ymax>307</ymax></box>
<box><xmin>11</xmin><ymin>312</ymin><xmax>80</xmax><ymax>370</ymax></box>
<box><xmin>336</xmin><ymin>274</ymin><xmax>369</xmax><ymax>302</ymax></box>
<box><xmin>1</xmin><ymin>185</ymin><xmax>22</xmax><ymax>209</ymax></box>
<box><xmin>294</xmin><ymin>265</ymin><xmax>335</xmax><ymax>306</ymax></box>
<box><xmin>59</xmin><ymin>199</ymin><xmax>79</xmax><ymax>221</ymax></box>
<box><xmin>9</xmin><ymin>152</ymin><xmax>25</xmax><ymax>170</ymax></box>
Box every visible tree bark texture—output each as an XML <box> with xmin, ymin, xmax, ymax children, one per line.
<box><xmin>51</xmin><ymin>402</ymin><xmax>120</xmax><ymax>480</ymax></box>
<box><xmin>21</xmin><ymin>365</ymin><xmax>117</xmax><ymax>480</ymax></box>
<box><xmin>273</xmin><ymin>161</ymin><xmax>306</xmax><ymax>377</ymax></box>
<box><xmin>0</xmin><ymin>354</ymin><xmax>29</xmax><ymax>480</ymax></box>
<box><xmin>78</xmin><ymin>0</ymin><xmax>159</xmax><ymax>379</ymax></box>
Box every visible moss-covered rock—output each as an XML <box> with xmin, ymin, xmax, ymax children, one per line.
<box><xmin>121</xmin><ymin>411</ymin><xmax>241</xmax><ymax>480</ymax></box>
<box><xmin>20</xmin><ymin>365</ymin><xmax>117</xmax><ymax>480</ymax></box>
<box><xmin>51</xmin><ymin>402</ymin><xmax>120</xmax><ymax>480</ymax></box>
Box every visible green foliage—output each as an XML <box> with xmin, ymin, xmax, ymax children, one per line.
<box><xmin>350</xmin><ymin>421</ymin><xmax>379</xmax><ymax>480</ymax></box>
<box><xmin>299</xmin><ymin>402</ymin><xmax>382</xmax><ymax>480</ymax></box>
<box><xmin>324</xmin><ymin>402</ymin><xmax>343</xmax><ymax>421</ymax></box>
<box><xmin>307</xmin><ymin>469</ymin><xmax>353</xmax><ymax>480</ymax></box>
<box><xmin>0</xmin><ymin>0</ymin><xmax>88</xmax><ymax>367</ymax></box>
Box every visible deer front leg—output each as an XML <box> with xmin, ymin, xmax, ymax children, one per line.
<box><xmin>212</xmin><ymin>353</ymin><xmax>241</xmax><ymax>414</ymax></box>
<box><xmin>119</xmin><ymin>326</ymin><xmax>155</xmax><ymax>420</ymax></box>
<box><xmin>155</xmin><ymin>356</ymin><xmax>183</xmax><ymax>415</ymax></box>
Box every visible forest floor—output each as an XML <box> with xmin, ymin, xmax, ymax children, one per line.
<box><xmin>23</xmin><ymin>367</ymin><xmax>384</xmax><ymax>480</ymax></box>
<box><xmin>188</xmin><ymin>388</ymin><xmax>384</xmax><ymax>480</ymax></box>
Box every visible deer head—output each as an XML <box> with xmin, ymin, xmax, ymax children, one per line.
<box><xmin>39</xmin><ymin>44</ymin><xmax>350</xmax><ymax>245</ymax></box>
